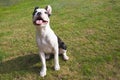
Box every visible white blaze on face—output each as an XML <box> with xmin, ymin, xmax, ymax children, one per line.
<box><xmin>36</xmin><ymin>9</ymin><xmax>49</xmax><ymax>21</ymax></box>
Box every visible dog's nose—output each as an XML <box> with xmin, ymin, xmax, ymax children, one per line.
<box><xmin>37</xmin><ymin>12</ymin><xmax>41</xmax><ymax>15</ymax></box>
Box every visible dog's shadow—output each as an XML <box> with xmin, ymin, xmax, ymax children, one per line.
<box><xmin>0</xmin><ymin>53</ymin><xmax>64</xmax><ymax>74</ymax></box>
<box><xmin>0</xmin><ymin>54</ymin><xmax>42</xmax><ymax>74</ymax></box>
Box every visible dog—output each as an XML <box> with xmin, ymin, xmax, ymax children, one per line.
<box><xmin>32</xmin><ymin>5</ymin><xmax>69</xmax><ymax>77</ymax></box>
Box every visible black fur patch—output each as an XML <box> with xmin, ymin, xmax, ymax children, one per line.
<box><xmin>32</xmin><ymin>6</ymin><xmax>39</xmax><ymax>16</ymax></box>
<box><xmin>57</xmin><ymin>36</ymin><xmax>67</xmax><ymax>50</ymax></box>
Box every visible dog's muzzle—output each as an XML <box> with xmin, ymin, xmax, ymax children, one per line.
<box><xmin>33</xmin><ymin>15</ymin><xmax>48</xmax><ymax>25</ymax></box>
<box><xmin>36</xmin><ymin>17</ymin><xmax>48</xmax><ymax>25</ymax></box>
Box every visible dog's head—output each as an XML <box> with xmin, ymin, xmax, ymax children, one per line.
<box><xmin>32</xmin><ymin>5</ymin><xmax>52</xmax><ymax>26</ymax></box>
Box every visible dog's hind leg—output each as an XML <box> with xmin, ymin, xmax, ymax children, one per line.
<box><xmin>63</xmin><ymin>52</ymin><xmax>69</xmax><ymax>61</ymax></box>
<box><xmin>62</xmin><ymin>50</ymin><xmax>69</xmax><ymax>61</ymax></box>
<box><xmin>60</xmin><ymin>49</ymin><xmax>69</xmax><ymax>61</ymax></box>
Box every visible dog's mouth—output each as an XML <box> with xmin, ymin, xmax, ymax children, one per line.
<box><xmin>34</xmin><ymin>17</ymin><xmax>48</xmax><ymax>25</ymax></box>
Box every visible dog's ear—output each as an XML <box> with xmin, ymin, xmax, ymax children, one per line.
<box><xmin>32</xmin><ymin>6</ymin><xmax>39</xmax><ymax>16</ymax></box>
<box><xmin>45</xmin><ymin>5</ymin><xmax>52</xmax><ymax>17</ymax></box>
<box><xmin>34</xmin><ymin>6</ymin><xmax>39</xmax><ymax>11</ymax></box>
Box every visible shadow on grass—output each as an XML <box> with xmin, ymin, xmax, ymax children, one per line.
<box><xmin>0</xmin><ymin>53</ymin><xmax>64</xmax><ymax>75</ymax></box>
<box><xmin>0</xmin><ymin>54</ymin><xmax>41</xmax><ymax>74</ymax></box>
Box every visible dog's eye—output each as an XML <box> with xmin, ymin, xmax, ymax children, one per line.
<box><xmin>45</xmin><ymin>12</ymin><xmax>48</xmax><ymax>14</ymax></box>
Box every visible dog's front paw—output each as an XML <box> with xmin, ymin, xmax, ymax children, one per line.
<box><xmin>40</xmin><ymin>69</ymin><xmax>46</xmax><ymax>77</ymax></box>
<box><xmin>54</xmin><ymin>65</ymin><xmax>60</xmax><ymax>71</ymax></box>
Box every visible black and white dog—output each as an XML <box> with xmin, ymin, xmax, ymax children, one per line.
<box><xmin>32</xmin><ymin>5</ymin><xmax>69</xmax><ymax>77</ymax></box>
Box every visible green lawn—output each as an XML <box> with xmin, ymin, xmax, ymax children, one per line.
<box><xmin>0</xmin><ymin>0</ymin><xmax>120</xmax><ymax>80</ymax></box>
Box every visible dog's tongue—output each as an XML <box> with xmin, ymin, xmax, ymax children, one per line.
<box><xmin>36</xmin><ymin>20</ymin><xmax>43</xmax><ymax>25</ymax></box>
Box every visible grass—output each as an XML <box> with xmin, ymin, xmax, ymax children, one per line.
<box><xmin>0</xmin><ymin>0</ymin><xmax>120</xmax><ymax>80</ymax></box>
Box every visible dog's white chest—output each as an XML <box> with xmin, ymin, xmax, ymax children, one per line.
<box><xmin>35</xmin><ymin>22</ymin><xmax>58</xmax><ymax>54</ymax></box>
<box><xmin>42</xmin><ymin>38</ymin><xmax>53</xmax><ymax>53</ymax></box>
<box><xmin>37</xmin><ymin>35</ymin><xmax>54</xmax><ymax>53</ymax></box>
